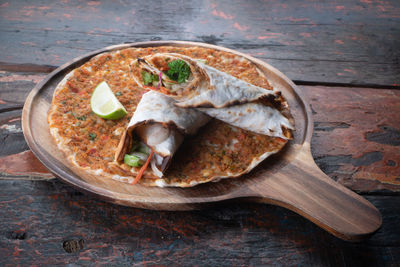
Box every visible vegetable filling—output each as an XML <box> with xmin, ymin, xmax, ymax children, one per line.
<box><xmin>140</xmin><ymin>59</ymin><xmax>192</xmax><ymax>94</ymax></box>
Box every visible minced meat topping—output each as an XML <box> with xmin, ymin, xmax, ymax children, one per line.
<box><xmin>48</xmin><ymin>46</ymin><xmax>288</xmax><ymax>185</ymax></box>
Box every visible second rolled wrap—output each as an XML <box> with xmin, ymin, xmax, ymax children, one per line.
<box><xmin>115</xmin><ymin>90</ymin><xmax>210</xmax><ymax>177</ymax></box>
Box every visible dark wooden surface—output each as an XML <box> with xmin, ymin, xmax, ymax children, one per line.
<box><xmin>1</xmin><ymin>0</ymin><xmax>400</xmax><ymax>87</ymax></box>
<box><xmin>0</xmin><ymin>180</ymin><xmax>399</xmax><ymax>266</ymax></box>
<box><xmin>0</xmin><ymin>0</ymin><xmax>400</xmax><ymax>265</ymax></box>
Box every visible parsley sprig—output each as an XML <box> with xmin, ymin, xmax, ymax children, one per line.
<box><xmin>166</xmin><ymin>59</ymin><xmax>191</xmax><ymax>83</ymax></box>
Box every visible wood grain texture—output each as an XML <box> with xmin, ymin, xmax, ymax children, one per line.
<box><xmin>21</xmin><ymin>41</ymin><xmax>381</xmax><ymax>240</ymax></box>
<box><xmin>305</xmin><ymin>86</ymin><xmax>400</xmax><ymax>192</ymax></box>
<box><xmin>0</xmin><ymin>0</ymin><xmax>399</xmax><ymax>86</ymax></box>
<box><xmin>0</xmin><ymin>1</ymin><xmax>398</xmax><ymax>264</ymax></box>
<box><xmin>0</xmin><ymin>179</ymin><xmax>398</xmax><ymax>266</ymax></box>
<box><xmin>0</xmin><ymin>110</ymin><xmax>29</xmax><ymax>157</ymax></box>
<box><xmin>1</xmin><ymin>73</ymin><xmax>399</xmax><ymax>192</ymax></box>
<box><xmin>249</xmin><ymin>144</ymin><xmax>381</xmax><ymax>241</ymax></box>
<box><xmin>0</xmin><ymin>71</ymin><xmax>45</xmax><ymax>113</ymax></box>
<box><xmin>0</xmin><ymin>150</ymin><xmax>54</xmax><ymax>180</ymax></box>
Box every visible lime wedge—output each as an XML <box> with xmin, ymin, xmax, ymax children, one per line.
<box><xmin>91</xmin><ymin>81</ymin><xmax>127</xmax><ymax>120</ymax></box>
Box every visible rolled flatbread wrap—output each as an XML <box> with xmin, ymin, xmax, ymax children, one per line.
<box><xmin>198</xmin><ymin>101</ymin><xmax>293</xmax><ymax>139</ymax></box>
<box><xmin>115</xmin><ymin>91</ymin><xmax>210</xmax><ymax>177</ymax></box>
<box><xmin>131</xmin><ymin>53</ymin><xmax>281</xmax><ymax>108</ymax></box>
<box><xmin>131</xmin><ymin>53</ymin><xmax>294</xmax><ymax>139</ymax></box>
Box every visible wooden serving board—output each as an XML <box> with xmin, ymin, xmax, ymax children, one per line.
<box><xmin>22</xmin><ymin>41</ymin><xmax>381</xmax><ymax>241</ymax></box>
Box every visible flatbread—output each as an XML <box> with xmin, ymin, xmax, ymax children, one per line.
<box><xmin>132</xmin><ymin>53</ymin><xmax>279</xmax><ymax>108</ymax></box>
<box><xmin>114</xmin><ymin>91</ymin><xmax>210</xmax><ymax>177</ymax></box>
<box><xmin>48</xmin><ymin>46</ymin><xmax>294</xmax><ymax>187</ymax></box>
<box><xmin>131</xmin><ymin>53</ymin><xmax>293</xmax><ymax>139</ymax></box>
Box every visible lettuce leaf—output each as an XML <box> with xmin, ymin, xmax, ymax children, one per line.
<box><xmin>142</xmin><ymin>71</ymin><xmax>158</xmax><ymax>85</ymax></box>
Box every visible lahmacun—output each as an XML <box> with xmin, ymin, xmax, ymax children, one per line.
<box><xmin>48</xmin><ymin>46</ymin><xmax>293</xmax><ymax>187</ymax></box>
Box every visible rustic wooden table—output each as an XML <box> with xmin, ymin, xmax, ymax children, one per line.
<box><xmin>1</xmin><ymin>0</ymin><xmax>399</xmax><ymax>265</ymax></box>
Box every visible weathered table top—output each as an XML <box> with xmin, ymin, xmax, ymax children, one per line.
<box><xmin>1</xmin><ymin>0</ymin><xmax>399</xmax><ymax>265</ymax></box>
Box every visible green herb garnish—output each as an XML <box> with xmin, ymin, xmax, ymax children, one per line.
<box><xmin>166</xmin><ymin>59</ymin><xmax>191</xmax><ymax>83</ymax></box>
<box><xmin>115</xmin><ymin>91</ymin><xmax>122</xmax><ymax>96</ymax></box>
<box><xmin>124</xmin><ymin>154</ymin><xmax>143</xmax><ymax>167</ymax></box>
<box><xmin>71</xmin><ymin>111</ymin><xmax>86</xmax><ymax>121</ymax></box>
<box><xmin>89</xmin><ymin>133</ymin><xmax>97</xmax><ymax>140</ymax></box>
<box><xmin>142</xmin><ymin>71</ymin><xmax>158</xmax><ymax>86</ymax></box>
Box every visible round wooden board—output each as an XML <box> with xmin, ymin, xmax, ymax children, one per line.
<box><xmin>22</xmin><ymin>41</ymin><xmax>381</xmax><ymax>241</ymax></box>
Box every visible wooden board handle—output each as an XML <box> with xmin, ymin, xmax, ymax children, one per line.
<box><xmin>248</xmin><ymin>144</ymin><xmax>382</xmax><ymax>241</ymax></box>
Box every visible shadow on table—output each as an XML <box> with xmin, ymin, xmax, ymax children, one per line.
<box><xmin>22</xmin><ymin>179</ymin><xmax>392</xmax><ymax>265</ymax></box>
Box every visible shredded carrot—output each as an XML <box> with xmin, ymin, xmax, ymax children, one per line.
<box><xmin>130</xmin><ymin>150</ymin><xmax>154</xmax><ymax>185</ymax></box>
<box><xmin>145</xmin><ymin>84</ymin><xmax>171</xmax><ymax>94</ymax></box>
<box><xmin>159</xmin><ymin>86</ymin><xmax>170</xmax><ymax>94</ymax></box>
